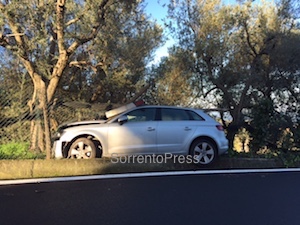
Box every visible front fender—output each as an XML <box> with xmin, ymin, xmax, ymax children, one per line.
<box><xmin>59</xmin><ymin>128</ymin><xmax>108</xmax><ymax>155</ymax></box>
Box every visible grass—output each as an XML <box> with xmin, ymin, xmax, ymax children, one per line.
<box><xmin>0</xmin><ymin>142</ymin><xmax>45</xmax><ymax>159</ymax></box>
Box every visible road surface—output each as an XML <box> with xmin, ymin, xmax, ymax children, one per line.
<box><xmin>1</xmin><ymin>171</ymin><xmax>300</xmax><ymax>225</ymax></box>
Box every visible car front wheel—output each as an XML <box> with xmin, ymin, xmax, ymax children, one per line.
<box><xmin>68</xmin><ymin>138</ymin><xmax>97</xmax><ymax>159</ymax></box>
<box><xmin>190</xmin><ymin>139</ymin><xmax>217</xmax><ymax>165</ymax></box>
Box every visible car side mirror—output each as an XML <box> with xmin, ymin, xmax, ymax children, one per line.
<box><xmin>118</xmin><ymin>115</ymin><xmax>128</xmax><ymax>125</ymax></box>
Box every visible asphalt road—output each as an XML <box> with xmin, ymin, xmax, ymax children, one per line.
<box><xmin>1</xmin><ymin>171</ymin><xmax>300</xmax><ymax>225</ymax></box>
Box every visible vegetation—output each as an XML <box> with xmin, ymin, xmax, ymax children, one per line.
<box><xmin>0</xmin><ymin>0</ymin><xmax>299</xmax><ymax>159</ymax></box>
<box><xmin>0</xmin><ymin>0</ymin><xmax>163</xmax><ymax>158</ymax></box>
<box><xmin>0</xmin><ymin>142</ymin><xmax>45</xmax><ymax>159</ymax></box>
<box><xmin>150</xmin><ymin>0</ymin><xmax>300</xmax><ymax>153</ymax></box>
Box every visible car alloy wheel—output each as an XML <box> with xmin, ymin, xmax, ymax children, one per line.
<box><xmin>68</xmin><ymin>138</ymin><xmax>97</xmax><ymax>159</ymax></box>
<box><xmin>190</xmin><ymin>139</ymin><xmax>217</xmax><ymax>165</ymax></box>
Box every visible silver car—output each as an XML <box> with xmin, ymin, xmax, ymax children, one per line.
<box><xmin>53</xmin><ymin>105</ymin><xmax>228</xmax><ymax>165</ymax></box>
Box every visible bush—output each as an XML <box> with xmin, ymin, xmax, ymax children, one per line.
<box><xmin>0</xmin><ymin>142</ymin><xmax>45</xmax><ymax>159</ymax></box>
<box><xmin>249</xmin><ymin>98</ymin><xmax>295</xmax><ymax>153</ymax></box>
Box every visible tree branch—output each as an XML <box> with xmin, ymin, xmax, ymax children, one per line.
<box><xmin>56</xmin><ymin>0</ymin><xmax>66</xmax><ymax>54</ymax></box>
<box><xmin>243</xmin><ymin>20</ymin><xmax>258</xmax><ymax>57</ymax></box>
<box><xmin>48</xmin><ymin>0</ymin><xmax>114</xmax><ymax>102</ymax></box>
<box><xmin>47</xmin><ymin>24</ymin><xmax>57</xmax><ymax>66</ymax></box>
<box><xmin>67</xmin><ymin>0</ymin><xmax>112</xmax><ymax>55</ymax></box>
<box><xmin>1</xmin><ymin>4</ymin><xmax>37</xmax><ymax>79</ymax></box>
<box><xmin>65</xmin><ymin>8</ymin><xmax>89</xmax><ymax>27</ymax></box>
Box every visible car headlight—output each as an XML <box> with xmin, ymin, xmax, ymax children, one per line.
<box><xmin>52</xmin><ymin>130</ymin><xmax>64</xmax><ymax>141</ymax></box>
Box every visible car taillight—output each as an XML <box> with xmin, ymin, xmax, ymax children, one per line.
<box><xmin>134</xmin><ymin>100</ymin><xmax>145</xmax><ymax>106</ymax></box>
<box><xmin>216</xmin><ymin>125</ymin><xmax>224</xmax><ymax>131</ymax></box>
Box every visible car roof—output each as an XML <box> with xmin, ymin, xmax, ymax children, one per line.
<box><xmin>106</xmin><ymin>104</ymin><xmax>213</xmax><ymax>123</ymax></box>
<box><xmin>136</xmin><ymin>105</ymin><xmax>204</xmax><ymax>111</ymax></box>
<box><xmin>133</xmin><ymin>105</ymin><xmax>217</xmax><ymax>122</ymax></box>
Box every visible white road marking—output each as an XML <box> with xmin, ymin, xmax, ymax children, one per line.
<box><xmin>1</xmin><ymin>168</ymin><xmax>300</xmax><ymax>186</ymax></box>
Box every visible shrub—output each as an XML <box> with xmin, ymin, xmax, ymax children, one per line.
<box><xmin>0</xmin><ymin>142</ymin><xmax>45</xmax><ymax>159</ymax></box>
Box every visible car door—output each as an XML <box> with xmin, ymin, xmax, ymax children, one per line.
<box><xmin>107</xmin><ymin>108</ymin><xmax>157</xmax><ymax>155</ymax></box>
<box><xmin>156</xmin><ymin>108</ymin><xmax>200</xmax><ymax>154</ymax></box>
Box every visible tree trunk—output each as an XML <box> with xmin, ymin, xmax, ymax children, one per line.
<box><xmin>226</xmin><ymin>125</ymin><xmax>238</xmax><ymax>150</ymax></box>
<box><xmin>30</xmin><ymin>119</ymin><xmax>44</xmax><ymax>152</ymax></box>
<box><xmin>28</xmin><ymin>77</ymin><xmax>52</xmax><ymax>159</ymax></box>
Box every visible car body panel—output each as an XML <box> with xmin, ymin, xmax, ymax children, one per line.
<box><xmin>106</xmin><ymin>121</ymin><xmax>157</xmax><ymax>155</ymax></box>
<box><xmin>156</xmin><ymin>120</ymin><xmax>197</xmax><ymax>154</ymax></box>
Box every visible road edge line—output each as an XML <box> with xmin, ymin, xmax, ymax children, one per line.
<box><xmin>1</xmin><ymin>168</ymin><xmax>300</xmax><ymax>186</ymax></box>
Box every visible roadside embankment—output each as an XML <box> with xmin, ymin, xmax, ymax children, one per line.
<box><xmin>0</xmin><ymin>156</ymin><xmax>287</xmax><ymax>180</ymax></box>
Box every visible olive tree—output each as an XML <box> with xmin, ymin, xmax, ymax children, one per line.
<box><xmin>0</xmin><ymin>0</ymin><xmax>163</xmax><ymax>158</ymax></box>
<box><xmin>161</xmin><ymin>0</ymin><xmax>300</xmax><ymax>149</ymax></box>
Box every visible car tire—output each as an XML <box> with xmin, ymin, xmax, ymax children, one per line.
<box><xmin>189</xmin><ymin>138</ymin><xmax>217</xmax><ymax>165</ymax></box>
<box><xmin>68</xmin><ymin>137</ymin><xmax>97</xmax><ymax>159</ymax></box>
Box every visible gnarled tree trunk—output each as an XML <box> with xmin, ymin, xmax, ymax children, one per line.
<box><xmin>28</xmin><ymin>77</ymin><xmax>52</xmax><ymax>159</ymax></box>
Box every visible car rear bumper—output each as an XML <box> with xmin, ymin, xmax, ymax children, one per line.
<box><xmin>218</xmin><ymin>139</ymin><xmax>229</xmax><ymax>155</ymax></box>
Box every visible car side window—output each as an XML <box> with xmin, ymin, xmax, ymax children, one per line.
<box><xmin>161</xmin><ymin>108</ymin><xmax>190</xmax><ymax>121</ymax></box>
<box><xmin>161</xmin><ymin>109</ymin><xmax>205</xmax><ymax>121</ymax></box>
<box><xmin>125</xmin><ymin>108</ymin><xmax>156</xmax><ymax>122</ymax></box>
<box><xmin>187</xmin><ymin>110</ymin><xmax>205</xmax><ymax>121</ymax></box>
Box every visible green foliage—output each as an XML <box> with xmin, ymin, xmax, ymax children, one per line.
<box><xmin>0</xmin><ymin>0</ymin><xmax>163</xmax><ymax>157</ymax></box>
<box><xmin>0</xmin><ymin>0</ymin><xmax>163</xmax><ymax>104</ymax></box>
<box><xmin>0</xmin><ymin>0</ymin><xmax>299</xmax><ymax>159</ymax></box>
<box><xmin>0</xmin><ymin>121</ymin><xmax>31</xmax><ymax>144</ymax></box>
<box><xmin>249</xmin><ymin>98</ymin><xmax>296</xmax><ymax>153</ymax></box>
<box><xmin>280</xmin><ymin>153</ymin><xmax>300</xmax><ymax>168</ymax></box>
<box><xmin>148</xmin><ymin>49</ymin><xmax>195</xmax><ymax>106</ymax></box>
<box><xmin>0</xmin><ymin>61</ymin><xmax>34</xmax><ymax>145</ymax></box>
<box><xmin>158</xmin><ymin>0</ymin><xmax>300</xmax><ymax>150</ymax></box>
<box><xmin>0</xmin><ymin>142</ymin><xmax>45</xmax><ymax>159</ymax></box>
<box><xmin>226</xmin><ymin>147</ymin><xmax>277</xmax><ymax>159</ymax></box>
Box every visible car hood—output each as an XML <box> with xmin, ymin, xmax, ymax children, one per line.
<box><xmin>58</xmin><ymin>120</ymin><xmax>107</xmax><ymax>131</ymax></box>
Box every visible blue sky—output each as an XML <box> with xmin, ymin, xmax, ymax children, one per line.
<box><xmin>144</xmin><ymin>0</ymin><xmax>171</xmax><ymax>64</ymax></box>
<box><xmin>145</xmin><ymin>0</ymin><xmax>169</xmax><ymax>24</ymax></box>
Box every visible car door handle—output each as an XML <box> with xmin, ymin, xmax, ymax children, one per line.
<box><xmin>184</xmin><ymin>127</ymin><xmax>192</xmax><ymax>131</ymax></box>
<box><xmin>147</xmin><ymin>127</ymin><xmax>155</xmax><ymax>131</ymax></box>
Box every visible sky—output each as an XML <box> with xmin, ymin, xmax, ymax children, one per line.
<box><xmin>144</xmin><ymin>0</ymin><xmax>172</xmax><ymax>64</ymax></box>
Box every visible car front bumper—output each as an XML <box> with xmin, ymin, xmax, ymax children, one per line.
<box><xmin>52</xmin><ymin>140</ymin><xmax>63</xmax><ymax>159</ymax></box>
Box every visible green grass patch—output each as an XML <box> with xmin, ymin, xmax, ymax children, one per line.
<box><xmin>0</xmin><ymin>142</ymin><xmax>45</xmax><ymax>159</ymax></box>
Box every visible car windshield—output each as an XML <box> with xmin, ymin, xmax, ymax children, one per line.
<box><xmin>105</xmin><ymin>114</ymin><xmax>119</xmax><ymax>123</ymax></box>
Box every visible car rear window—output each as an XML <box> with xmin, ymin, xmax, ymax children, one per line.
<box><xmin>186</xmin><ymin>110</ymin><xmax>205</xmax><ymax>121</ymax></box>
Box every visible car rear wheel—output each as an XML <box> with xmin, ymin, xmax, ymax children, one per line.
<box><xmin>190</xmin><ymin>138</ymin><xmax>217</xmax><ymax>165</ymax></box>
<box><xmin>68</xmin><ymin>138</ymin><xmax>97</xmax><ymax>159</ymax></box>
